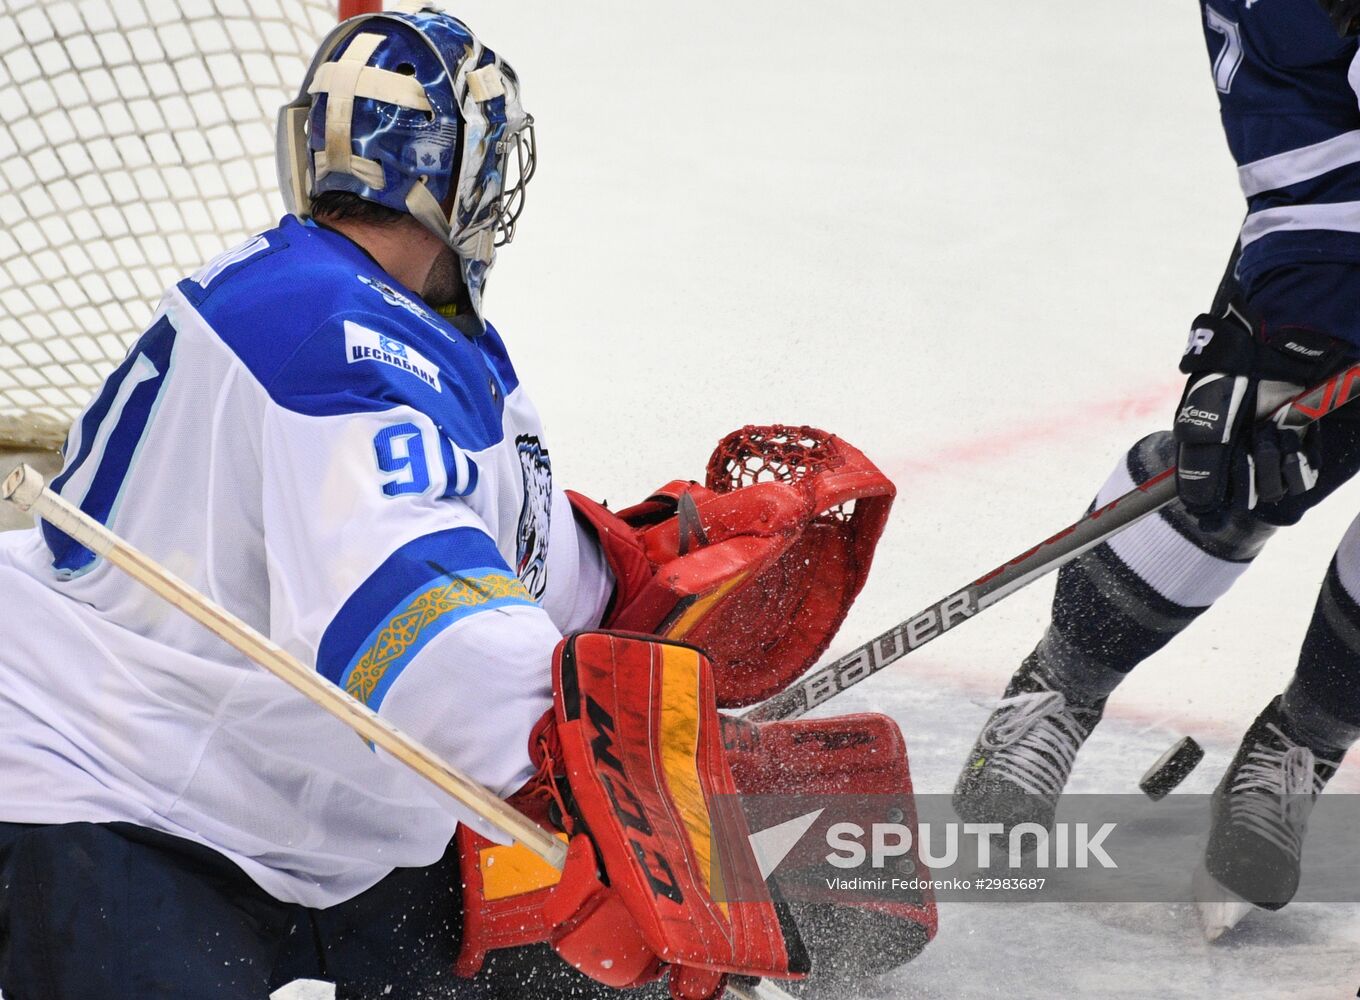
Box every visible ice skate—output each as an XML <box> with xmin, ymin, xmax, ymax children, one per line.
<box><xmin>1193</xmin><ymin>860</ymin><xmax>1254</xmax><ymax>943</ymax></box>
<box><xmin>953</xmin><ymin>653</ymin><xmax>1107</xmax><ymax>832</ymax></box>
<box><xmin>1195</xmin><ymin>697</ymin><xmax>1339</xmax><ymax>941</ymax></box>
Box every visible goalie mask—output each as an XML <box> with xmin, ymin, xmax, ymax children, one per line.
<box><xmin>278</xmin><ymin>2</ymin><xmax>536</xmax><ymax>326</ymax></box>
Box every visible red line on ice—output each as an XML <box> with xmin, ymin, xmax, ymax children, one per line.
<box><xmin>889</xmin><ymin>378</ymin><xmax>1181</xmax><ymax>481</ymax></box>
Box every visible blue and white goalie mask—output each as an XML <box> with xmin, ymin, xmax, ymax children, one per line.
<box><xmin>278</xmin><ymin>2</ymin><xmax>535</xmax><ymax>326</ymax></box>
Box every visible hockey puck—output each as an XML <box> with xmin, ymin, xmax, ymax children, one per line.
<box><xmin>1139</xmin><ymin>736</ymin><xmax>1205</xmax><ymax>801</ymax></box>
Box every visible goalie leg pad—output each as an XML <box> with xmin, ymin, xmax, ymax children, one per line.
<box><xmin>553</xmin><ymin>632</ymin><xmax>810</xmax><ymax>983</ymax></box>
<box><xmin>454</xmin><ymin>633</ymin><xmax>810</xmax><ymax>993</ymax></box>
<box><xmin>456</xmin><ymin>821</ymin><xmax>668</xmax><ymax>989</ymax></box>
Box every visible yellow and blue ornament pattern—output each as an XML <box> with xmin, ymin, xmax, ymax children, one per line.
<box><xmin>341</xmin><ymin>568</ymin><xmax>533</xmax><ymax>708</ymax></box>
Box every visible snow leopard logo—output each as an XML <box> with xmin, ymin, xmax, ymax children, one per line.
<box><xmin>515</xmin><ymin>434</ymin><xmax>552</xmax><ymax>601</ymax></box>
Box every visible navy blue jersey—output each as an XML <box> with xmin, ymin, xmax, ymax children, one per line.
<box><xmin>1202</xmin><ymin>0</ymin><xmax>1360</xmax><ymax>345</ymax></box>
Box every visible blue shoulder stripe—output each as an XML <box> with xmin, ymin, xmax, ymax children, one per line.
<box><xmin>45</xmin><ymin>316</ymin><xmax>178</xmax><ymax>577</ymax></box>
<box><xmin>317</xmin><ymin>527</ymin><xmax>536</xmax><ymax>709</ymax></box>
<box><xmin>180</xmin><ymin>218</ymin><xmax>516</xmax><ymax>455</ymax></box>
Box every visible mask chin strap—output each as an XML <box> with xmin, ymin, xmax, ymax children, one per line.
<box><xmin>401</xmin><ymin>191</ymin><xmax>497</xmax><ymax>326</ymax></box>
<box><xmin>404</xmin><ymin>175</ymin><xmax>457</xmax><ymax>245</ymax></box>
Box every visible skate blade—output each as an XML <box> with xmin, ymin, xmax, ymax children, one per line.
<box><xmin>1193</xmin><ymin>863</ymin><xmax>1254</xmax><ymax>943</ymax></box>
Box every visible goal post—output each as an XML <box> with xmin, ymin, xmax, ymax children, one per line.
<box><xmin>339</xmin><ymin>1</ymin><xmax>385</xmax><ymax>18</ymax></box>
<box><xmin>0</xmin><ymin>0</ymin><xmax>378</xmax><ymax>453</ymax></box>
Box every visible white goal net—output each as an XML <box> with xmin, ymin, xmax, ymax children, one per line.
<box><xmin>0</xmin><ymin>0</ymin><xmax>347</xmax><ymax>450</ymax></box>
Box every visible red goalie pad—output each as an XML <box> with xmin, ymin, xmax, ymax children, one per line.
<box><xmin>569</xmin><ymin>426</ymin><xmax>895</xmax><ymax>706</ymax></box>
<box><xmin>552</xmin><ymin>632</ymin><xmax>808</xmax><ymax>985</ymax></box>
<box><xmin>723</xmin><ymin>713</ymin><xmax>938</xmax><ymax>981</ymax></box>
<box><xmin>454</xmin><ymin>633</ymin><xmax>809</xmax><ymax>997</ymax></box>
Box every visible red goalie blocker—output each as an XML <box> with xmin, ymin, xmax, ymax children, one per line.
<box><xmin>455</xmin><ymin>632</ymin><xmax>809</xmax><ymax>997</ymax></box>
<box><xmin>568</xmin><ymin>426</ymin><xmax>895</xmax><ymax>706</ymax></box>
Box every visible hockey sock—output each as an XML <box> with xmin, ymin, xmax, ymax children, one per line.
<box><xmin>1280</xmin><ymin>677</ymin><xmax>1360</xmax><ymax>757</ymax></box>
<box><xmin>1287</xmin><ymin>515</ymin><xmax>1360</xmax><ymax>742</ymax></box>
<box><xmin>1033</xmin><ymin>433</ymin><xmax>1276</xmax><ymax>701</ymax></box>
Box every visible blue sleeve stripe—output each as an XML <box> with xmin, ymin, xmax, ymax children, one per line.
<box><xmin>316</xmin><ymin>526</ymin><xmax>535</xmax><ymax>707</ymax></box>
<box><xmin>45</xmin><ymin>317</ymin><xmax>178</xmax><ymax>576</ymax></box>
<box><xmin>476</xmin><ymin>322</ymin><xmax>521</xmax><ymax>396</ymax></box>
<box><xmin>339</xmin><ymin>567</ymin><xmax>535</xmax><ymax>709</ymax></box>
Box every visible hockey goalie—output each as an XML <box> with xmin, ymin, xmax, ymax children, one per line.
<box><xmin>0</xmin><ymin>4</ymin><xmax>934</xmax><ymax>998</ymax></box>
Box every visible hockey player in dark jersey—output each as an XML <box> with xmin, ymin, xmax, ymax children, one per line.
<box><xmin>955</xmin><ymin>0</ymin><xmax>1360</xmax><ymax>939</ymax></box>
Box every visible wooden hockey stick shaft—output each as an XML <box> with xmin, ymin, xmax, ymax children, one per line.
<box><xmin>745</xmin><ymin>363</ymin><xmax>1360</xmax><ymax>723</ymax></box>
<box><xmin>0</xmin><ymin>464</ymin><xmax>568</xmax><ymax>871</ymax></box>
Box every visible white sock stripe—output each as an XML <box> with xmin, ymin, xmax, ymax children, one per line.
<box><xmin>1093</xmin><ymin>451</ymin><xmax>1138</xmax><ymax>509</ymax></box>
<box><xmin>1106</xmin><ymin>511</ymin><xmax>1249</xmax><ymax>608</ymax></box>
<box><xmin>1089</xmin><ymin>443</ymin><xmax>1256</xmax><ymax>608</ymax></box>
<box><xmin>1330</xmin><ymin>511</ymin><xmax>1360</xmax><ymax>608</ymax></box>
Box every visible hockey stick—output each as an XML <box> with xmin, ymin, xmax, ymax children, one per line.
<box><xmin>0</xmin><ymin>464</ymin><xmax>569</xmax><ymax>871</ymax></box>
<box><xmin>745</xmin><ymin>364</ymin><xmax>1360</xmax><ymax>723</ymax></box>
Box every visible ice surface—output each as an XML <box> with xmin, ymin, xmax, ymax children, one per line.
<box><xmin>13</xmin><ymin>0</ymin><xmax>1360</xmax><ymax>996</ymax></box>
<box><xmin>452</xmin><ymin>0</ymin><xmax>1360</xmax><ymax>731</ymax></box>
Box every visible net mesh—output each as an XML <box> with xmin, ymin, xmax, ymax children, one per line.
<box><xmin>0</xmin><ymin>0</ymin><xmax>339</xmax><ymax>450</ymax></box>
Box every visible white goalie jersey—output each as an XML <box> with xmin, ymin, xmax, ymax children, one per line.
<box><xmin>0</xmin><ymin>217</ymin><xmax>611</xmax><ymax>907</ymax></box>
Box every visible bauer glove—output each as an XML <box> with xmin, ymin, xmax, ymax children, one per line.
<box><xmin>1173</xmin><ymin>298</ymin><xmax>1346</xmax><ymax>528</ymax></box>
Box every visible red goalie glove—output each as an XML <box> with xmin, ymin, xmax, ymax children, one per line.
<box><xmin>568</xmin><ymin>426</ymin><xmax>896</xmax><ymax>706</ymax></box>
